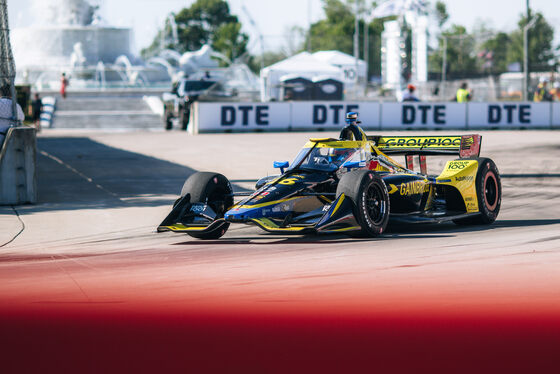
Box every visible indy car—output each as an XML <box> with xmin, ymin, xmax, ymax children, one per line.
<box><xmin>158</xmin><ymin>113</ymin><xmax>501</xmax><ymax>239</ymax></box>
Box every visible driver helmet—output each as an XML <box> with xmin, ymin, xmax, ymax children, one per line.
<box><xmin>345</xmin><ymin>112</ymin><xmax>360</xmax><ymax>125</ymax></box>
<box><xmin>328</xmin><ymin>148</ymin><xmax>350</xmax><ymax>164</ymax></box>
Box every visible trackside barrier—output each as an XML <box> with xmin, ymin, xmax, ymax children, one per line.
<box><xmin>40</xmin><ymin>96</ymin><xmax>57</xmax><ymax>129</ymax></box>
<box><xmin>0</xmin><ymin>127</ymin><xmax>37</xmax><ymax>205</ymax></box>
<box><xmin>193</xmin><ymin>102</ymin><xmax>560</xmax><ymax>133</ymax></box>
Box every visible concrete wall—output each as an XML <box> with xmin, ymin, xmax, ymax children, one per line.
<box><xmin>0</xmin><ymin>127</ymin><xmax>37</xmax><ymax>205</ymax></box>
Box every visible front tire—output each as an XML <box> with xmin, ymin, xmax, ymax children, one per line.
<box><xmin>181</xmin><ymin>172</ymin><xmax>233</xmax><ymax>239</ymax></box>
<box><xmin>336</xmin><ymin>170</ymin><xmax>390</xmax><ymax>237</ymax></box>
<box><xmin>454</xmin><ymin>157</ymin><xmax>501</xmax><ymax>225</ymax></box>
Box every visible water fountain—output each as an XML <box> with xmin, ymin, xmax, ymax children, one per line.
<box><xmin>12</xmin><ymin>0</ymin><xmax>170</xmax><ymax>89</ymax></box>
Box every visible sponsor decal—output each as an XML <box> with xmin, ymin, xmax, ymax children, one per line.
<box><xmin>399</xmin><ymin>181</ymin><xmax>429</xmax><ymax>196</ymax></box>
<box><xmin>312</xmin><ymin>104</ymin><xmax>359</xmax><ymax>125</ymax></box>
<box><xmin>459</xmin><ymin>135</ymin><xmax>481</xmax><ymax>158</ymax></box>
<box><xmin>461</xmin><ymin>136</ymin><xmax>474</xmax><ymax>149</ymax></box>
<box><xmin>368</xmin><ymin>160</ymin><xmax>379</xmax><ymax>170</ymax></box>
<box><xmin>455</xmin><ymin>176</ymin><xmax>474</xmax><ymax>182</ymax></box>
<box><xmin>322</xmin><ymin>205</ymin><xmax>331</xmax><ymax>212</ymax></box>
<box><xmin>447</xmin><ymin>161</ymin><xmax>471</xmax><ymax>170</ymax></box>
<box><xmin>381</xmin><ymin>137</ymin><xmax>461</xmax><ymax>148</ymax></box>
<box><xmin>191</xmin><ymin>205</ymin><xmax>205</xmax><ymax>213</ymax></box>
<box><xmin>487</xmin><ymin>104</ymin><xmax>531</xmax><ymax>124</ymax></box>
<box><xmin>221</xmin><ymin>105</ymin><xmax>270</xmax><ymax>126</ymax></box>
<box><xmin>402</xmin><ymin>105</ymin><xmax>447</xmax><ymax>125</ymax></box>
<box><xmin>465</xmin><ymin>197</ymin><xmax>474</xmax><ymax>201</ymax></box>
<box><xmin>278</xmin><ymin>175</ymin><xmax>305</xmax><ymax>185</ymax></box>
<box><xmin>272</xmin><ymin>203</ymin><xmax>292</xmax><ymax>213</ymax></box>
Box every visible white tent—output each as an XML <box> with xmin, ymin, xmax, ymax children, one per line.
<box><xmin>260</xmin><ymin>52</ymin><xmax>344</xmax><ymax>101</ymax></box>
<box><xmin>312</xmin><ymin>50</ymin><xmax>368</xmax><ymax>88</ymax></box>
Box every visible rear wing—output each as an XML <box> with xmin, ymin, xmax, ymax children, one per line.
<box><xmin>368</xmin><ymin>135</ymin><xmax>482</xmax><ymax>158</ymax></box>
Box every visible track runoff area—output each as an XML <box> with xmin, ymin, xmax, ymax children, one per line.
<box><xmin>1</xmin><ymin>129</ymin><xmax>560</xmax><ymax>373</ymax></box>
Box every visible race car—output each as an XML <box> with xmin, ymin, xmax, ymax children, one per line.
<box><xmin>158</xmin><ymin>113</ymin><xmax>501</xmax><ymax>239</ymax></box>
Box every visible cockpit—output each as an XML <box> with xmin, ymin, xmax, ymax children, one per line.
<box><xmin>289</xmin><ymin>145</ymin><xmax>367</xmax><ymax>172</ymax></box>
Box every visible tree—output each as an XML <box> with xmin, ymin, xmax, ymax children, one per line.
<box><xmin>248</xmin><ymin>51</ymin><xmax>288</xmax><ymax>73</ymax></box>
<box><xmin>507</xmin><ymin>11</ymin><xmax>555</xmax><ymax>72</ymax></box>
<box><xmin>305</xmin><ymin>0</ymin><xmax>385</xmax><ymax>78</ymax></box>
<box><xmin>481</xmin><ymin>32</ymin><xmax>511</xmax><ymax>74</ymax></box>
<box><xmin>434</xmin><ymin>1</ymin><xmax>449</xmax><ymax>28</ymax></box>
<box><xmin>429</xmin><ymin>25</ymin><xmax>479</xmax><ymax>79</ymax></box>
<box><xmin>142</xmin><ymin>0</ymin><xmax>248</xmax><ymax>62</ymax></box>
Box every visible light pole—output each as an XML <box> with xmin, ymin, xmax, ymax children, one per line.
<box><xmin>354</xmin><ymin>0</ymin><xmax>360</xmax><ymax>98</ymax></box>
<box><xmin>441</xmin><ymin>36</ymin><xmax>447</xmax><ymax>99</ymax></box>
<box><xmin>523</xmin><ymin>15</ymin><xmax>537</xmax><ymax>101</ymax></box>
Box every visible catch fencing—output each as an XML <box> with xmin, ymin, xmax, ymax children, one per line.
<box><xmin>190</xmin><ymin>101</ymin><xmax>560</xmax><ymax>133</ymax></box>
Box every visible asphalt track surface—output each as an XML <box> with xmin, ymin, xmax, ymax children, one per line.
<box><xmin>1</xmin><ymin>130</ymin><xmax>560</xmax><ymax>373</ymax></box>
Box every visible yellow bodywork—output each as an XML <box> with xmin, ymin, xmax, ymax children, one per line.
<box><xmin>436</xmin><ymin>160</ymin><xmax>479</xmax><ymax>213</ymax></box>
<box><xmin>252</xmin><ymin>218</ymin><xmax>307</xmax><ymax>232</ymax></box>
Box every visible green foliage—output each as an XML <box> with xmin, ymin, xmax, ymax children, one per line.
<box><xmin>481</xmin><ymin>32</ymin><xmax>511</xmax><ymax>74</ymax></box>
<box><xmin>434</xmin><ymin>1</ymin><xmax>449</xmax><ymax>27</ymax></box>
<box><xmin>429</xmin><ymin>25</ymin><xmax>479</xmax><ymax>78</ymax></box>
<box><xmin>506</xmin><ymin>12</ymin><xmax>555</xmax><ymax>71</ymax></box>
<box><xmin>248</xmin><ymin>51</ymin><xmax>288</xmax><ymax>73</ymax></box>
<box><xmin>429</xmin><ymin>10</ymin><xmax>557</xmax><ymax>76</ymax></box>
<box><xmin>142</xmin><ymin>0</ymin><xmax>248</xmax><ymax>62</ymax></box>
<box><xmin>305</xmin><ymin>0</ymin><xmax>385</xmax><ymax>78</ymax></box>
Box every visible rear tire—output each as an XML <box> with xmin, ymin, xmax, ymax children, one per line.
<box><xmin>336</xmin><ymin>170</ymin><xmax>390</xmax><ymax>237</ymax></box>
<box><xmin>454</xmin><ymin>158</ymin><xmax>501</xmax><ymax>225</ymax></box>
<box><xmin>163</xmin><ymin>110</ymin><xmax>173</xmax><ymax>130</ymax></box>
<box><xmin>181</xmin><ymin>172</ymin><xmax>233</xmax><ymax>239</ymax></box>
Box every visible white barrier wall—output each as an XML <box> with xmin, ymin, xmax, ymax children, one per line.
<box><xmin>552</xmin><ymin>103</ymin><xmax>560</xmax><ymax>128</ymax></box>
<box><xmin>194</xmin><ymin>102</ymin><xmax>560</xmax><ymax>133</ymax></box>
<box><xmin>468</xmin><ymin>102</ymin><xmax>551</xmax><ymax>129</ymax></box>
<box><xmin>381</xmin><ymin>102</ymin><xmax>466</xmax><ymax>129</ymax></box>
<box><xmin>290</xmin><ymin>102</ymin><xmax>380</xmax><ymax>130</ymax></box>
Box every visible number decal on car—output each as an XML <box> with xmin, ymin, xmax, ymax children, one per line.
<box><xmin>278</xmin><ymin>175</ymin><xmax>304</xmax><ymax>185</ymax></box>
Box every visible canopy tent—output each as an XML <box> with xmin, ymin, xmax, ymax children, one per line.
<box><xmin>260</xmin><ymin>52</ymin><xmax>344</xmax><ymax>102</ymax></box>
<box><xmin>312</xmin><ymin>50</ymin><xmax>368</xmax><ymax>85</ymax></box>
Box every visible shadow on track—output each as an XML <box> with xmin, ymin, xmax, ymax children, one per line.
<box><xmin>170</xmin><ymin>218</ymin><xmax>560</xmax><ymax>245</ymax></box>
<box><xmin>17</xmin><ymin>137</ymin><xmax>251</xmax><ymax>213</ymax></box>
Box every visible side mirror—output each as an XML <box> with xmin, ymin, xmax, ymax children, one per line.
<box><xmin>341</xmin><ymin>160</ymin><xmax>362</xmax><ymax>171</ymax></box>
<box><xmin>273</xmin><ymin>161</ymin><xmax>289</xmax><ymax>173</ymax></box>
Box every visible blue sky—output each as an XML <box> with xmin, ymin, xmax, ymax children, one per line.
<box><xmin>8</xmin><ymin>0</ymin><xmax>560</xmax><ymax>54</ymax></box>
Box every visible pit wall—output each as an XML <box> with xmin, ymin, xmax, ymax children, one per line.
<box><xmin>0</xmin><ymin>127</ymin><xmax>37</xmax><ymax>205</ymax></box>
<box><xmin>190</xmin><ymin>101</ymin><xmax>560</xmax><ymax>133</ymax></box>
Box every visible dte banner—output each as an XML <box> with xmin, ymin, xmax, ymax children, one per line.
<box><xmin>468</xmin><ymin>103</ymin><xmax>551</xmax><ymax>128</ymax></box>
<box><xmin>193</xmin><ymin>101</ymin><xmax>558</xmax><ymax>133</ymax></box>
<box><xmin>381</xmin><ymin>103</ymin><xmax>467</xmax><ymax>129</ymax></box>
<box><xmin>196</xmin><ymin>102</ymin><xmax>291</xmax><ymax>131</ymax></box>
<box><xmin>291</xmin><ymin>102</ymin><xmax>380</xmax><ymax>130</ymax></box>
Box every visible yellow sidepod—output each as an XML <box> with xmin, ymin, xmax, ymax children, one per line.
<box><xmin>436</xmin><ymin>160</ymin><xmax>479</xmax><ymax>213</ymax></box>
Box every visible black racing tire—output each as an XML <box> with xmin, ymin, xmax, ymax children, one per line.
<box><xmin>164</xmin><ymin>112</ymin><xmax>173</xmax><ymax>130</ymax></box>
<box><xmin>454</xmin><ymin>157</ymin><xmax>501</xmax><ymax>225</ymax></box>
<box><xmin>336</xmin><ymin>170</ymin><xmax>390</xmax><ymax>237</ymax></box>
<box><xmin>180</xmin><ymin>172</ymin><xmax>233</xmax><ymax>239</ymax></box>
